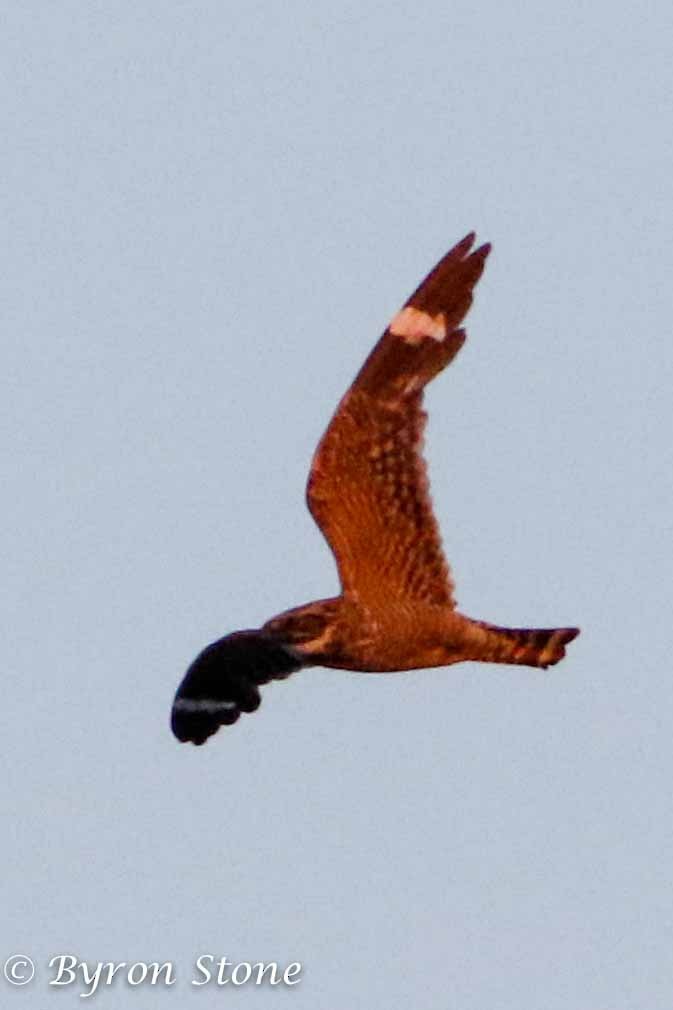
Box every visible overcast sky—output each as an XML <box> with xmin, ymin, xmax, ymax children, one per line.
<box><xmin>3</xmin><ymin>3</ymin><xmax>673</xmax><ymax>1008</ymax></box>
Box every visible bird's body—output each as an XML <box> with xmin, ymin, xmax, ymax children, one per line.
<box><xmin>264</xmin><ymin>594</ymin><xmax>461</xmax><ymax>673</ymax></box>
<box><xmin>264</xmin><ymin>597</ymin><xmax>574</xmax><ymax>673</ymax></box>
<box><xmin>172</xmin><ymin>233</ymin><xmax>579</xmax><ymax>745</ymax></box>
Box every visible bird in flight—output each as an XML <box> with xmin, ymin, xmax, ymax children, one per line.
<box><xmin>171</xmin><ymin>233</ymin><xmax>579</xmax><ymax>745</ymax></box>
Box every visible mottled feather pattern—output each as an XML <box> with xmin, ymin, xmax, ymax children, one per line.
<box><xmin>306</xmin><ymin>236</ymin><xmax>491</xmax><ymax>610</ymax></box>
<box><xmin>172</xmin><ymin>234</ymin><xmax>579</xmax><ymax>743</ymax></box>
<box><xmin>307</xmin><ymin>389</ymin><xmax>453</xmax><ymax>607</ymax></box>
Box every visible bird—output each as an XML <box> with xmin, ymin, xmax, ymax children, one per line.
<box><xmin>171</xmin><ymin>233</ymin><xmax>579</xmax><ymax>745</ymax></box>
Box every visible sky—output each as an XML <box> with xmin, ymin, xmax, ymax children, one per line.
<box><xmin>2</xmin><ymin>2</ymin><xmax>673</xmax><ymax>1008</ymax></box>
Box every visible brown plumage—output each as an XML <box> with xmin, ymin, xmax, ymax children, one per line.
<box><xmin>172</xmin><ymin>233</ymin><xmax>579</xmax><ymax>745</ymax></box>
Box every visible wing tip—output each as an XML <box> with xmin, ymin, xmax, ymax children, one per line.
<box><xmin>454</xmin><ymin>232</ymin><xmax>491</xmax><ymax>260</ymax></box>
<box><xmin>402</xmin><ymin>232</ymin><xmax>491</xmax><ymax>320</ymax></box>
<box><xmin>171</xmin><ymin>630</ymin><xmax>302</xmax><ymax>745</ymax></box>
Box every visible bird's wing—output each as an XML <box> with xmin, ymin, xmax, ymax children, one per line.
<box><xmin>171</xmin><ymin>631</ymin><xmax>304</xmax><ymax>744</ymax></box>
<box><xmin>306</xmin><ymin>233</ymin><xmax>490</xmax><ymax>609</ymax></box>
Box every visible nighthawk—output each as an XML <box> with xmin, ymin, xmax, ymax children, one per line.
<box><xmin>171</xmin><ymin>233</ymin><xmax>579</xmax><ymax>745</ymax></box>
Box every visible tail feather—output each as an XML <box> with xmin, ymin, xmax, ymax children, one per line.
<box><xmin>470</xmin><ymin>621</ymin><xmax>580</xmax><ymax>669</ymax></box>
<box><xmin>171</xmin><ymin>630</ymin><xmax>304</xmax><ymax>745</ymax></box>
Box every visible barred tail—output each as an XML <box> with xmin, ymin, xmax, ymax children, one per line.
<box><xmin>469</xmin><ymin>621</ymin><xmax>580</xmax><ymax>669</ymax></box>
<box><xmin>171</xmin><ymin>630</ymin><xmax>304</xmax><ymax>745</ymax></box>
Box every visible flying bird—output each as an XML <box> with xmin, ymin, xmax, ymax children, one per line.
<box><xmin>171</xmin><ymin>233</ymin><xmax>579</xmax><ymax>745</ymax></box>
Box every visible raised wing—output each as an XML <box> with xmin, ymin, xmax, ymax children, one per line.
<box><xmin>306</xmin><ymin>233</ymin><xmax>490</xmax><ymax>609</ymax></box>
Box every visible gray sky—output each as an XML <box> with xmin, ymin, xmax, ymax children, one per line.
<box><xmin>3</xmin><ymin>3</ymin><xmax>673</xmax><ymax>1008</ymax></box>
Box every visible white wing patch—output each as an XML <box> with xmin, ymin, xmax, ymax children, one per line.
<box><xmin>389</xmin><ymin>305</ymin><xmax>447</xmax><ymax>344</ymax></box>
<box><xmin>173</xmin><ymin>698</ymin><xmax>238</xmax><ymax>713</ymax></box>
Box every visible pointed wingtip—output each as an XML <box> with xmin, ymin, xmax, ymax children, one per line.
<box><xmin>400</xmin><ymin>232</ymin><xmax>491</xmax><ymax>320</ymax></box>
<box><xmin>455</xmin><ymin>231</ymin><xmax>476</xmax><ymax>255</ymax></box>
<box><xmin>454</xmin><ymin>232</ymin><xmax>491</xmax><ymax>263</ymax></box>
